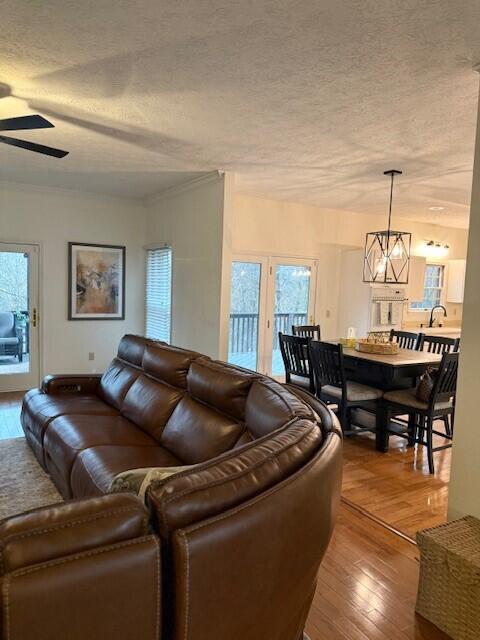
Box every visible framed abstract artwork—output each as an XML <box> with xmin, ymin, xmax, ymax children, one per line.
<box><xmin>68</xmin><ymin>242</ymin><xmax>126</xmax><ymax>320</ymax></box>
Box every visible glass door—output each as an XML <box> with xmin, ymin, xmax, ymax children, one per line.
<box><xmin>227</xmin><ymin>257</ymin><xmax>267</xmax><ymax>372</ymax></box>
<box><xmin>266</xmin><ymin>258</ymin><xmax>317</xmax><ymax>377</ymax></box>
<box><xmin>0</xmin><ymin>243</ymin><xmax>40</xmax><ymax>392</ymax></box>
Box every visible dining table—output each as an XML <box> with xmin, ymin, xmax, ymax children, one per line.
<box><xmin>335</xmin><ymin>344</ymin><xmax>442</xmax><ymax>452</ymax></box>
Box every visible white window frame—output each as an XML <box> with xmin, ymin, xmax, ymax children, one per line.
<box><xmin>409</xmin><ymin>263</ymin><xmax>445</xmax><ymax>312</ymax></box>
<box><xmin>145</xmin><ymin>244</ymin><xmax>173</xmax><ymax>343</ymax></box>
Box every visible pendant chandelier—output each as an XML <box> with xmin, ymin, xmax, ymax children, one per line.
<box><xmin>363</xmin><ymin>169</ymin><xmax>411</xmax><ymax>284</ymax></box>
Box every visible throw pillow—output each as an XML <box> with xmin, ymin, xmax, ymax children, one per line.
<box><xmin>109</xmin><ymin>465</ymin><xmax>194</xmax><ymax>500</ymax></box>
<box><xmin>415</xmin><ymin>368</ymin><xmax>438</xmax><ymax>403</ymax></box>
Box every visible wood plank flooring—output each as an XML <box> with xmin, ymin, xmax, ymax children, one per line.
<box><xmin>306</xmin><ymin>504</ymin><xmax>449</xmax><ymax>640</ymax></box>
<box><xmin>0</xmin><ymin>391</ymin><xmax>24</xmax><ymax>439</ymax></box>
<box><xmin>341</xmin><ymin>429</ymin><xmax>450</xmax><ymax>541</ymax></box>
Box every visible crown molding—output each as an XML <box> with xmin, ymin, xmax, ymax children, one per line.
<box><xmin>0</xmin><ymin>179</ymin><xmax>144</xmax><ymax>206</ymax></box>
<box><xmin>144</xmin><ymin>171</ymin><xmax>222</xmax><ymax>207</ymax></box>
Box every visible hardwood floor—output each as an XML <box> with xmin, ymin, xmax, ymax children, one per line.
<box><xmin>341</xmin><ymin>429</ymin><xmax>450</xmax><ymax>541</ymax></box>
<box><xmin>306</xmin><ymin>504</ymin><xmax>449</xmax><ymax>640</ymax></box>
<box><xmin>0</xmin><ymin>391</ymin><xmax>24</xmax><ymax>439</ymax></box>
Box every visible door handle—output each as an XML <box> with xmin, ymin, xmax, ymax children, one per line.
<box><xmin>32</xmin><ymin>308</ymin><xmax>37</xmax><ymax>328</ymax></box>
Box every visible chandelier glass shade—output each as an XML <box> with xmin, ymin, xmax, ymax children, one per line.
<box><xmin>363</xmin><ymin>170</ymin><xmax>411</xmax><ymax>284</ymax></box>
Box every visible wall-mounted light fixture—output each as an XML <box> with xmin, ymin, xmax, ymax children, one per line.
<box><xmin>422</xmin><ymin>240</ymin><xmax>450</xmax><ymax>259</ymax></box>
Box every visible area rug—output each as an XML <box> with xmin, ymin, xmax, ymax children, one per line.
<box><xmin>0</xmin><ymin>437</ymin><xmax>62</xmax><ymax>521</ymax></box>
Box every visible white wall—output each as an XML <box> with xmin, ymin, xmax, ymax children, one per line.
<box><xmin>232</xmin><ymin>194</ymin><xmax>469</xmax><ymax>337</ymax></box>
<box><xmin>448</xmin><ymin>87</ymin><xmax>480</xmax><ymax>520</ymax></box>
<box><xmin>0</xmin><ymin>182</ymin><xmax>147</xmax><ymax>377</ymax></box>
<box><xmin>145</xmin><ymin>172</ymin><xmax>232</xmax><ymax>358</ymax></box>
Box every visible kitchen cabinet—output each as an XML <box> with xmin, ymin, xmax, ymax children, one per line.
<box><xmin>406</xmin><ymin>256</ymin><xmax>426</xmax><ymax>302</ymax></box>
<box><xmin>446</xmin><ymin>259</ymin><xmax>466</xmax><ymax>303</ymax></box>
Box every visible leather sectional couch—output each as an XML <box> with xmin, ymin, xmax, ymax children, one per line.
<box><xmin>1</xmin><ymin>335</ymin><xmax>343</xmax><ymax>640</ymax></box>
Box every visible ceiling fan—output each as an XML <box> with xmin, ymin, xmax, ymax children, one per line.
<box><xmin>0</xmin><ymin>114</ymin><xmax>68</xmax><ymax>158</ymax></box>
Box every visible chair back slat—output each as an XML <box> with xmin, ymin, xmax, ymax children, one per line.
<box><xmin>278</xmin><ymin>333</ymin><xmax>312</xmax><ymax>380</ymax></box>
<box><xmin>309</xmin><ymin>340</ymin><xmax>346</xmax><ymax>392</ymax></box>
<box><xmin>431</xmin><ymin>352</ymin><xmax>459</xmax><ymax>405</ymax></box>
<box><xmin>292</xmin><ymin>324</ymin><xmax>321</xmax><ymax>341</ymax></box>
<box><xmin>390</xmin><ymin>329</ymin><xmax>421</xmax><ymax>350</ymax></box>
<box><xmin>421</xmin><ymin>334</ymin><xmax>459</xmax><ymax>354</ymax></box>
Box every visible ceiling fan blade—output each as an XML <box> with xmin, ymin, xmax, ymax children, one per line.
<box><xmin>0</xmin><ymin>114</ymin><xmax>54</xmax><ymax>132</ymax></box>
<box><xmin>0</xmin><ymin>135</ymin><xmax>68</xmax><ymax>158</ymax></box>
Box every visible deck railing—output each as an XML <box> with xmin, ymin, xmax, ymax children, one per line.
<box><xmin>229</xmin><ymin>312</ymin><xmax>307</xmax><ymax>353</ymax></box>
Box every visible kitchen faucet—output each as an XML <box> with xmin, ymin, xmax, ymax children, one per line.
<box><xmin>428</xmin><ymin>305</ymin><xmax>447</xmax><ymax>328</ymax></box>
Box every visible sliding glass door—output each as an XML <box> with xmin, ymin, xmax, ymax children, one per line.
<box><xmin>227</xmin><ymin>255</ymin><xmax>317</xmax><ymax>378</ymax></box>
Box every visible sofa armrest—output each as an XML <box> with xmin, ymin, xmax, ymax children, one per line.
<box><xmin>0</xmin><ymin>493</ymin><xmax>149</xmax><ymax>572</ymax></box>
<box><xmin>0</xmin><ymin>495</ymin><xmax>161</xmax><ymax>640</ymax></box>
<box><xmin>41</xmin><ymin>373</ymin><xmax>102</xmax><ymax>395</ymax></box>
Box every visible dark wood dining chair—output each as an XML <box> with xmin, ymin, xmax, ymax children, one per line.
<box><xmin>292</xmin><ymin>324</ymin><xmax>321</xmax><ymax>341</ymax></box>
<box><xmin>419</xmin><ymin>334</ymin><xmax>459</xmax><ymax>436</ymax></box>
<box><xmin>389</xmin><ymin>329</ymin><xmax>422</xmax><ymax>350</ymax></box>
<box><xmin>278</xmin><ymin>333</ymin><xmax>315</xmax><ymax>393</ymax></box>
<box><xmin>309</xmin><ymin>340</ymin><xmax>383</xmax><ymax>435</ymax></box>
<box><xmin>383</xmin><ymin>351</ymin><xmax>459</xmax><ymax>474</ymax></box>
<box><xmin>419</xmin><ymin>334</ymin><xmax>460</xmax><ymax>354</ymax></box>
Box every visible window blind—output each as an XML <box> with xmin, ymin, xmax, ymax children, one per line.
<box><xmin>145</xmin><ymin>247</ymin><xmax>172</xmax><ymax>342</ymax></box>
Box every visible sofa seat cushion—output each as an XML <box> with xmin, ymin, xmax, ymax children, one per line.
<box><xmin>160</xmin><ymin>395</ymin><xmax>245</xmax><ymax>464</ymax></box>
<box><xmin>21</xmin><ymin>389</ymin><xmax>118</xmax><ymax>445</ymax></box>
<box><xmin>44</xmin><ymin>415</ymin><xmax>158</xmax><ymax>498</ymax></box>
<box><xmin>70</xmin><ymin>445</ymin><xmax>182</xmax><ymax>498</ymax></box>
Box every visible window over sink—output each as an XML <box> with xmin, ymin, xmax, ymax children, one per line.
<box><xmin>410</xmin><ymin>264</ymin><xmax>444</xmax><ymax>311</ymax></box>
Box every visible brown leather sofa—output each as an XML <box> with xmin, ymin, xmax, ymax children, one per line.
<box><xmin>1</xmin><ymin>335</ymin><xmax>342</xmax><ymax>640</ymax></box>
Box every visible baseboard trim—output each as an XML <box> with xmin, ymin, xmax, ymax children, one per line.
<box><xmin>341</xmin><ymin>496</ymin><xmax>417</xmax><ymax>545</ymax></box>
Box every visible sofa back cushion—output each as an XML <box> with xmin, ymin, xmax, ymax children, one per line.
<box><xmin>245</xmin><ymin>379</ymin><xmax>315</xmax><ymax>439</ymax></box>
<box><xmin>99</xmin><ymin>359</ymin><xmax>141</xmax><ymax>411</ymax></box>
<box><xmin>160</xmin><ymin>396</ymin><xmax>244</xmax><ymax>464</ymax></box>
<box><xmin>148</xmin><ymin>418</ymin><xmax>323</xmax><ymax>538</ymax></box>
<box><xmin>121</xmin><ymin>375</ymin><xmax>183</xmax><ymax>441</ymax></box>
<box><xmin>143</xmin><ymin>343</ymin><xmax>201</xmax><ymax>389</ymax></box>
<box><xmin>98</xmin><ymin>335</ymin><xmax>149</xmax><ymax>410</ymax></box>
<box><xmin>187</xmin><ymin>359</ymin><xmax>256</xmax><ymax>421</ymax></box>
<box><xmin>117</xmin><ymin>334</ymin><xmax>148</xmax><ymax>368</ymax></box>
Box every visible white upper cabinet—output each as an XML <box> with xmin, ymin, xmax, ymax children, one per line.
<box><xmin>406</xmin><ymin>256</ymin><xmax>426</xmax><ymax>302</ymax></box>
<box><xmin>446</xmin><ymin>259</ymin><xmax>466</xmax><ymax>303</ymax></box>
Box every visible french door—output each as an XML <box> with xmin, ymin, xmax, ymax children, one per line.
<box><xmin>227</xmin><ymin>255</ymin><xmax>317</xmax><ymax>377</ymax></box>
<box><xmin>0</xmin><ymin>242</ymin><xmax>40</xmax><ymax>392</ymax></box>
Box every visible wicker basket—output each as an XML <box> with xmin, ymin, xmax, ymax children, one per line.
<box><xmin>416</xmin><ymin>516</ymin><xmax>480</xmax><ymax>640</ymax></box>
<box><xmin>355</xmin><ymin>339</ymin><xmax>399</xmax><ymax>355</ymax></box>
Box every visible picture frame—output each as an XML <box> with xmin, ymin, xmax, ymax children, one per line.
<box><xmin>68</xmin><ymin>242</ymin><xmax>126</xmax><ymax>320</ymax></box>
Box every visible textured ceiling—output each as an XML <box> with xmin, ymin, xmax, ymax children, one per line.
<box><xmin>2</xmin><ymin>1</ymin><xmax>480</xmax><ymax>227</ymax></box>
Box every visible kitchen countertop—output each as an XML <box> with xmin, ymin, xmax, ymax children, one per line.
<box><xmin>413</xmin><ymin>326</ymin><xmax>461</xmax><ymax>337</ymax></box>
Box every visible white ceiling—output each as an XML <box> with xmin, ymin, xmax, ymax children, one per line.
<box><xmin>2</xmin><ymin>1</ymin><xmax>480</xmax><ymax>227</ymax></box>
